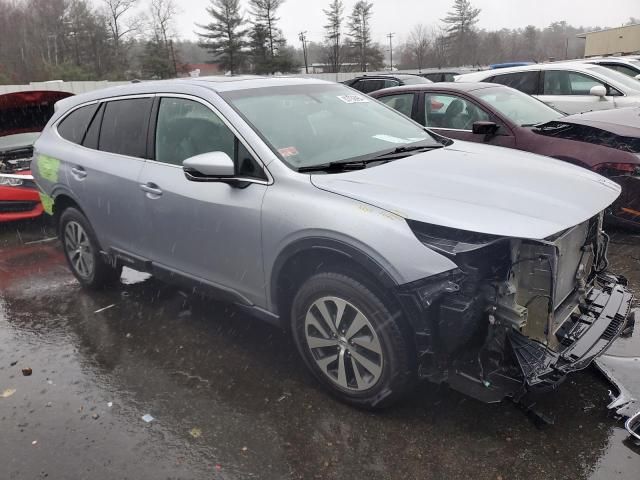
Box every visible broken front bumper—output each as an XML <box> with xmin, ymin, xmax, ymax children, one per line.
<box><xmin>510</xmin><ymin>275</ymin><xmax>635</xmax><ymax>392</ymax></box>
<box><xmin>595</xmin><ymin>309</ymin><xmax>640</xmax><ymax>441</ymax></box>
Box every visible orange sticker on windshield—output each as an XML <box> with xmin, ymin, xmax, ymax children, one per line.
<box><xmin>278</xmin><ymin>146</ymin><xmax>299</xmax><ymax>157</ymax></box>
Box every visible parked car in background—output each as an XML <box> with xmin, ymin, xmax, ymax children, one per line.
<box><xmin>489</xmin><ymin>62</ymin><xmax>534</xmax><ymax>69</ymax></box>
<box><xmin>583</xmin><ymin>57</ymin><xmax>640</xmax><ymax>79</ymax></box>
<box><xmin>0</xmin><ymin>90</ymin><xmax>72</xmax><ymax>222</ymax></box>
<box><xmin>343</xmin><ymin>73</ymin><xmax>431</xmax><ymax>94</ymax></box>
<box><xmin>33</xmin><ymin>77</ymin><xmax>636</xmax><ymax>422</ymax></box>
<box><xmin>371</xmin><ymin>82</ymin><xmax>640</xmax><ymax>228</ymax></box>
<box><xmin>419</xmin><ymin>71</ymin><xmax>462</xmax><ymax>82</ymax></box>
<box><xmin>455</xmin><ymin>62</ymin><xmax>640</xmax><ymax>114</ymax></box>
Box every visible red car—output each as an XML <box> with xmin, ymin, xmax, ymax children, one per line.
<box><xmin>0</xmin><ymin>90</ymin><xmax>72</xmax><ymax>222</ymax></box>
<box><xmin>371</xmin><ymin>83</ymin><xmax>640</xmax><ymax>228</ymax></box>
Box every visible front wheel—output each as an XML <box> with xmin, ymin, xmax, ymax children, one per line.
<box><xmin>59</xmin><ymin>207</ymin><xmax>122</xmax><ymax>289</ymax></box>
<box><xmin>291</xmin><ymin>272</ymin><xmax>417</xmax><ymax>408</ymax></box>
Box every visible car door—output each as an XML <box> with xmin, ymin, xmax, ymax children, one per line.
<box><xmin>420</xmin><ymin>92</ymin><xmax>516</xmax><ymax>147</ymax></box>
<box><xmin>139</xmin><ymin>95</ymin><xmax>269</xmax><ymax>303</ymax></box>
<box><xmin>63</xmin><ymin>96</ymin><xmax>151</xmax><ymax>257</ymax></box>
<box><xmin>537</xmin><ymin>70</ymin><xmax>617</xmax><ymax>114</ymax></box>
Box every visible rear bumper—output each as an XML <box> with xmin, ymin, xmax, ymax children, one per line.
<box><xmin>510</xmin><ymin>275</ymin><xmax>634</xmax><ymax>390</ymax></box>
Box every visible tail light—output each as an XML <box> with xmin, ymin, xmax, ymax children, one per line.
<box><xmin>594</xmin><ymin>162</ymin><xmax>640</xmax><ymax>177</ymax></box>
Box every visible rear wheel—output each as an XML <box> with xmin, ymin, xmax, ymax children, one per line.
<box><xmin>291</xmin><ymin>271</ymin><xmax>417</xmax><ymax>408</ymax></box>
<box><xmin>59</xmin><ymin>207</ymin><xmax>121</xmax><ymax>289</ymax></box>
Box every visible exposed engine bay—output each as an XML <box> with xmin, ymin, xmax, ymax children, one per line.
<box><xmin>404</xmin><ymin>213</ymin><xmax>635</xmax><ymax>410</ymax></box>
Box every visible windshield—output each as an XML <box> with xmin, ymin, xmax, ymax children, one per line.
<box><xmin>223</xmin><ymin>83</ymin><xmax>438</xmax><ymax>170</ymax></box>
<box><xmin>475</xmin><ymin>86</ymin><xmax>564</xmax><ymax>126</ymax></box>
<box><xmin>588</xmin><ymin>65</ymin><xmax>640</xmax><ymax>92</ymax></box>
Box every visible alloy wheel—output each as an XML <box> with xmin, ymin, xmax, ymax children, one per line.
<box><xmin>304</xmin><ymin>296</ymin><xmax>383</xmax><ymax>391</ymax></box>
<box><xmin>64</xmin><ymin>221</ymin><xmax>94</xmax><ymax>279</ymax></box>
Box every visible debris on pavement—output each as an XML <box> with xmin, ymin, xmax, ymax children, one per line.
<box><xmin>22</xmin><ymin>367</ymin><xmax>33</xmax><ymax>376</ymax></box>
<box><xmin>10</xmin><ymin>361</ymin><xmax>17</xmax><ymax>366</ymax></box>
<box><xmin>141</xmin><ymin>414</ymin><xmax>154</xmax><ymax>423</ymax></box>
<box><xmin>189</xmin><ymin>427</ymin><xmax>202</xmax><ymax>439</ymax></box>
<box><xmin>31</xmin><ymin>441</ymin><xmax>37</xmax><ymax>446</ymax></box>
<box><xmin>1</xmin><ymin>388</ymin><xmax>16</xmax><ymax>398</ymax></box>
<box><xmin>94</xmin><ymin>304</ymin><xmax>116</xmax><ymax>314</ymax></box>
<box><xmin>92</xmin><ymin>413</ymin><xmax>100</xmax><ymax>420</ymax></box>
<box><xmin>107</xmin><ymin>402</ymin><xmax>113</xmax><ymax>408</ymax></box>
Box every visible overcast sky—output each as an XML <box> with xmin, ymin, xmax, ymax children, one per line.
<box><xmin>174</xmin><ymin>0</ymin><xmax>639</xmax><ymax>45</ymax></box>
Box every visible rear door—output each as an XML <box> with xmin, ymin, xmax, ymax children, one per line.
<box><xmin>75</xmin><ymin>96</ymin><xmax>152</xmax><ymax>257</ymax></box>
<box><xmin>537</xmin><ymin>70</ymin><xmax>617</xmax><ymax>113</ymax></box>
<box><xmin>139</xmin><ymin>95</ymin><xmax>268</xmax><ymax>303</ymax></box>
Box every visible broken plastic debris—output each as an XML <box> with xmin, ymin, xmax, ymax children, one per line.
<box><xmin>22</xmin><ymin>367</ymin><xmax>32</xmax><ymax>376</ymax></box>
<box><xmin>94</xmin><ymin>304</ymin><xmax>116</xmax><ymax>314</ymax></box>
<box><xmin>107</xmin><ymin>402</ymin><xmax>113</xmax><ymax>408</ymax></box>
<box><xmin>1</xmin><ymin>388</ymin><xmax>16</xmax><ymax>398</ymax></box>
<box><xmin>189</xmin><ymin>427</ymin><xmax>202</xmax><ymax>439</ymax></box>
<box><xmin>141</xmin><ymin>414</ymin><xmax>154</xmax><ymax>423</ymax></box>
<box><xmin>32</xmin><ymin>440</ymin><xmax>37</xmax><ymax>446</ymax></box>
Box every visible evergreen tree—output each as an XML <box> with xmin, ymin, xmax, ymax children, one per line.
<box><xmin>347</xmin><ymin>0</ymin><xmax>373</xmax><ymax>71</ymax></box>
<box><xmin>248</xmin><ymin>0</ymin><xmax>295</xmax><ymax>73</ymax></box>
<box><xmin>323</xmin><ymin>0</ymin><xmax>344</xmax><ymax>73</ymax></box>
<box><xmin>442</xmin><ymin>0</ymin><xmax>481</xmax><ymax>66</ymax></box>
<box><xmin>197</xmin><ymin>0</ymin><xmax>248</xmax><ymax>74</ymax></box>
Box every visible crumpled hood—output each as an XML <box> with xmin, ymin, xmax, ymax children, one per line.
<box><xmin>311</xmin><ymin>141</ymin><xmax>621</xmax><ymax>239</ymax></box>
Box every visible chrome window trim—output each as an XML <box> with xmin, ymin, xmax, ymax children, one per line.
<box><xmin>52</xmin><ymin>92</ymin><xmax>273</xmax><ymax>185</ymax></box>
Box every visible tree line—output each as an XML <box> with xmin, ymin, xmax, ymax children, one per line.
<box><xmin>1</xmin><ymin>0</ymin><xmax>638</xmax><ymax>84</ymax></box>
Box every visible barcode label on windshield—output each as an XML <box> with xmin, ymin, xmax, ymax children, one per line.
<box><xmin>337</xmin><ymin>95</ymin><xmax>369</xmax><ymax>104</ymax></box>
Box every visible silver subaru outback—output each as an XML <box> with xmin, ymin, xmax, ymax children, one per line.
<box><xmin>33</xmin><ymin>77</ymin><xmax>636</xmax><ymax>413</ymax></box>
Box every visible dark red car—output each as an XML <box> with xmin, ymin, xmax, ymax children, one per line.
<box><xmin>0</xmin><ymin>90</ymin><xmax>72</xmax><ymax>222</ymax></box>
<box><xmin>371</xmin><ymin>83</ymin><xmax>640</xmax><ymax>228</ymax></box>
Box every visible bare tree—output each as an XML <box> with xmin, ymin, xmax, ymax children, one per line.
<box><xmin>103</xmin><ymin>0</ymin><xmax>140</xmax><ymax>71</ymax></box>
<box><xmin>408</xmin><ymin>24</ymin><xmax>429</xmax><ymax>72</ymax></box>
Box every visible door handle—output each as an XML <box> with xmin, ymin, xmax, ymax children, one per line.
<box><xmin>71</xmin><ymin>166</ymin><xmax>87</xmax><ymax>180</ymax></box>
<box><xmin>140</xmin><ymin>183</ymin><xmax>163</xmax><ymax>197</ymax></box>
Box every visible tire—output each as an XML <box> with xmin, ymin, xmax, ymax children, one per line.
<box><xmin>59</xmin><ymin>207</ymin><xmax>122</xmax><ymax>289</ymax></box>
<box><xmin>291</xmin><ymin>271</ymin><xmax>417</xmax><ymax>408</ymax></box>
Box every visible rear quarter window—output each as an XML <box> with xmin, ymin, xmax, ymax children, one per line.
<box><xmin>489</xmin><ymin>71</ymin><xmax>539</xmax><ymax>95</ymax></box>
<box><xmin>57</xmin><ymin>103</ymin><xmax>99</xmax><ymax>144</ymax></box>
<box><xmin>98</xmin><ymin>98</ymin><xmax>153</xmax><ymax>158</ymax></box>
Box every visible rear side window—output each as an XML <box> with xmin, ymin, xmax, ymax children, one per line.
<box><xmin>377</xmin><ymin>93</ymin><xmax>415</xmax><ymax>118</ymax></box>
<box><xmin>98</xmin><ymin>98</ymin><xmax>153</xmax><ymax>158</ymax></box>
<box><xmin>57</xmin><ymin>104</ymin><xmax>99</xmax><ymax>144</ymax></box>
<box><xmin>489</xmin><ymin>71</ymin><xmax>539</xmax><ymax>95</ymax></box>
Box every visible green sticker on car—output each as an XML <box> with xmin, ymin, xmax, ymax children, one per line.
<box><xmin>39</xmin><ymin>191</ymin><xmax>54</xmax><ymax>215</ymax></box>
<box><xmin>37</xmin><ymin>155</ymin><xmax>60</xmax><ymax>183</ymax></box>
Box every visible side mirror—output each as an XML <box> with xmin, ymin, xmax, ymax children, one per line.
<box><xmin>472</xmin><ymin>121</ymin><xmax>499</xmax><ymax>136</ymax></box>
<box><xmin>590</xmin><ymin>85</ymin><xmax>607</xmax><ymax>98</ymax></box>
<box><xmin>183</xmin><ymin>151</ymin><xmax>235</xmax><ymax>181</ymax></box>
<box><xmin>635</xmin><ymin>74</ymin><xmax>640</xmax><ymax>80</ymax></box>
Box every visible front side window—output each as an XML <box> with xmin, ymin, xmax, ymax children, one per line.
<box><xmin>424</xmin><ymin>93</ymin><xmax>489</xmax><ymax>130</ymax></box>
<box><xmin>474</xmin><ymin>86</ymin><xmax>563</xmax><ymax>127</ymax></box>
<box><xmin>543</xmin><ymin>71</ymin><xmax>607</xmax><ymax>96</ymax></box>
<box><xmin>154</xmin><ymin>97</ymin><xmax>264</xmax><ymax>179</ymax></box>
<box><xmin>57</xmin><ymin>103</ymin><xmax>99</xmax><ymax>145</ymax></box>
<box><xmin>489</xmin><ymin>71</ymin><xmax>539</xmax><ymax>95</ymax></box>
<box><xmin>99</xmin><ymin>98</ymin><xmax>153</xmax><ymax>158</ymax></box>
<box><xmin>223</xmin><ymin>84</ymin><xmax>437</xmax><ymax>170</ymax></box>
<box><xmin>377</xmin><ymin>93</ymin><xmax>415</xmax><ymax>118</ymax></box>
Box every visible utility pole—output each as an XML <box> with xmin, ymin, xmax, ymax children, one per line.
<box><xmin>299</xmin><ymin>31</ymin><xmax>309</xmax><ymax>74</ymax></box>
<box><xmin>169</xmin><ymin>39</ymin><xmax>178</xmax><ymax>77</ymax></box>
<box><xmin>387</xmin><ymin>32</ymin><xmax>395</xmax><ymax>71</ymax></box>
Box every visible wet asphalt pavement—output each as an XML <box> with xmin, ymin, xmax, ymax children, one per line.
<box><xmin>0</xmin><ymin>219</ymin><xmax>639</xmax><ymax>480</ymax></box>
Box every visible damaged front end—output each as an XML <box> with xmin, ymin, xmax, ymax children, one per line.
<box><xmin>400</xmin><ymin>213</ymin><xmax>636</xmax><ymax>411</ymax></box>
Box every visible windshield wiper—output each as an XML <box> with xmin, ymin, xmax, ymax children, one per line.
<box><xmin>375</xmin><ymin>144</ymin><xmax>442</xmax><ymax>158</ymax></box>
<box><xmin>298</xmin><ymin>158</ymin><xmax>387</xmax><ymax>173</ymax></box>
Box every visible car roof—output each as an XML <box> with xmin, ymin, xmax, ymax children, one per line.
<box><xmin>352</xmin><ymin>73</ymin><xmax>422</xmax><ymax>80</ymax></box>
<box><xmin>52</xmin><ymin>76</ymin><xmax>335</xmax><ymax>111</ymax></box>
<box><xmin>370</xmin><ymin>82</ymin><xmax>503</xmax><ymax>95</ymax></box>
<box><xmin>456</xmin><ymin>61</ymin><xmax>603</xmax><ymax>80</ymax></box>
